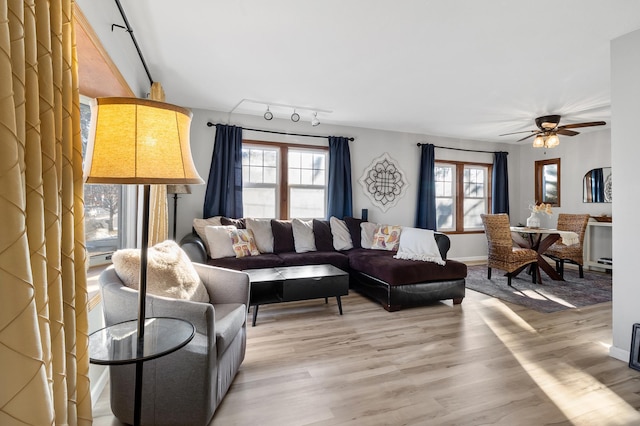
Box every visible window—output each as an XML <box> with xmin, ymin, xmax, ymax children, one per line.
<box><xmin>242</xmin><ymin>141</ymin><xmax>328</xmax><ymax>219</ymax></box>
<box><xmin>80</xmin><ymin>99</ymin><xmax>125</xmax><ymax>265</ymax></box>
<box><xmin>535</xmin><ymin>158</ymin><xmax>560</xmax><ymax>206</ymax></box>
<box><xmin>435</xmin><ymin>162</ymin><xmax>491</xmax><ymax>233</ymax></box>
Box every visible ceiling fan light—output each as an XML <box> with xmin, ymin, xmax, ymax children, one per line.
<box><xmin>545</xmin><ymin>134</ymin><xmax>560</xmax><ymax>148</ymax></box>
<box><xmin>532</xmin><ymin>135</ymin><xmax>545</xmax><ymax>148</ymax></box>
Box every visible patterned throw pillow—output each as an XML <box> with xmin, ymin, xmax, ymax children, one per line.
<box><xmin>227</xmin><ymin>228</ymin><xmax>260</xmax><ymax>258</ymax></box>
<box><xmin>371</xmin><ymin>225</ymin><xmax>402</xmax><ymax>251</ymax></box>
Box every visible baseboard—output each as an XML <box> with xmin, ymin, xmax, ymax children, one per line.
<box><xmin>609</xmin><ymin>345</ymin><xmax>630</xmax><ymax>363</ymax></box>
<box><xmin>454</xmin><ymin>256</ymin><xmax>486</xmax><ymax>264</ymax></box>
<box><xmin>91</xmin><ymin>367</ymin><xmax>109</xmax><ymax>408</ymax></box>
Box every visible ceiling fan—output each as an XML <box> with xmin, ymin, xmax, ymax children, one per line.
<box><xmin>500</xmin><ymin>114</ymin><xmax>606</xmax><ymax>148</ymax></box>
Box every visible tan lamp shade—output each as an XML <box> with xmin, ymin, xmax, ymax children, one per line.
<box><xmin>167</xmin><ymin>184</ymin><xmax>192</xmax><ymax>195</ymax></box>
<box><xmin>84</xmin><ymin>97</ymin><xmax>204</xmax><ymax>185</ymax></box>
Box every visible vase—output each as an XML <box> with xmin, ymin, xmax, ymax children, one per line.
<box><xmin>526</xmin><ymin>212</ymin><xmax>540</xmax><ymax>228</ymax></box>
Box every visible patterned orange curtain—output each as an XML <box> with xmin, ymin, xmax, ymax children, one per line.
<box><xmin>0</xmin><ymin>0</ymin><xmax>92</xmax><ymax>424</ymax></box>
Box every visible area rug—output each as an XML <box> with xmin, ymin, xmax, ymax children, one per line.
<box><xmin>465</xmin><ymin>264</ymin><xmax>612</xmax><ymax>313</ymax></box>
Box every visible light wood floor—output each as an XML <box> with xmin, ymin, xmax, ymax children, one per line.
<box><xmin>93</xmin><ymin>288</ymin><xmax>640</xmax><ymax>426</ymax></box>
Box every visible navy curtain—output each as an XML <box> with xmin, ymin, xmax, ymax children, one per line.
<box><xmin>590</xmin><ymin>168</ymin><xmax>605</xmax><ymax>202</ymax></box>
<box><xmin>203</xmin><ymin>124</ymin><xmax>243</xmax><ymax>218</ymax></box>
<box><xmin>491</xmin><ymin>151</ymin><xmax>509</xmax><ymax>214</ymax></box>
<box><xmin>327</xmin><ymin>136</ymin><xmax>353</xmax><ymax>219</ymax></box>
<box><xmin>415</xmin><ymin>144</ymin><xmax>437</xmax><ymax>230</ymax></box>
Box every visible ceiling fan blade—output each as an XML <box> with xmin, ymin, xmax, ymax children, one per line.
<box><xmin>499</xmin><ymin>130</ymin><xmax>537</xmax><ymax>137</ymax></box>
<box><xmin>557</xmin><ymin>129</ymin><xmax>580</xmax><ymax>136</ymax></box>
<box><xmin>517</xmin><ymin>133</ymin><xmax>538</xmax><ymax>142</ymax></box>
<box><xmin>558</xmin><ymin>121</ymin><xmax>606</xmax><ymax>130</ymax></box>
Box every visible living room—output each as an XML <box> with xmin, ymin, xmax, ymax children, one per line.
<box><xmin>2</xmin><ymin>1</ymin><xmax>640</xmax><ymax>425</ymax></box>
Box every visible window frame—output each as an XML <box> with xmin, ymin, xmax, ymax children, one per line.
<box><xmin>80</xmin><ymin>95</ymin><xmax>129</xmax><ymax>266</ymax></box>
<box><xmin>435</xmin><ymin>160</ymin><xmax>493</xmax><ymax>234</ymax></box>
<box><xmin>242</xmin><ymin>140</ymin><xmax>329</xmax><ymax>219</ymax></box>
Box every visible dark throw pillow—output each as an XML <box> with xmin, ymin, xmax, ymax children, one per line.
<box><xmin>220</xmin><ymin>217</ymin><xmax>246</xmax><ymax>229</ymax></box>
<box><xmin>313</xmin><ymin>219</ymin><xmax>335</xmax><ymax>252</ymax></box>
<box><xmin>344</xmin><ymin>216</ymin><xmax>366</xmax><ymax>249</ymax></box>
<box><xmin>271</xmin><ymin>219</ymin><xmax>295</xmax><ymax>253</ymax></box>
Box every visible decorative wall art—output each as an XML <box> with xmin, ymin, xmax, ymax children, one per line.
<box><xmin>359</xmin><ymin>153</ymin><xmax>409</xmax><ymax>212</ymax></box>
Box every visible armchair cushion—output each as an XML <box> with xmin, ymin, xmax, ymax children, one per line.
<box><xmin>111</xmin><ymin>240</ymin><xmax>210</xmax><ymax>303</ymax></box>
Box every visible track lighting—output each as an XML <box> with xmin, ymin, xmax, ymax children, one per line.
<box><xmin>264</xmin><ymin>106</ymin><xmax>273</xmax><ymax>120</ymax></box>
<box><xmin>291</xmin><ymin>110</ymin><xmax>300</xmax><ymax>122</ymax></box>
<box><xmin>311</xmin><ymin>112</ymin><xmax>320</xmax><ymax>127</ymax></box>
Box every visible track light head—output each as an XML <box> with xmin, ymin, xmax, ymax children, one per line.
<box><xmin>291</xmin><ymin>110</ymin><xmax>300</xmax><ymax>122</ymax></box>
<box><xmin>311</xmin><ymin>112</ymin><xmax>320</xmax><ymax>127</ymax></box>
<box><xmin>264</xmin><ymin>107</ymin><xmax>273</xmax><ymax>120</ymax></box>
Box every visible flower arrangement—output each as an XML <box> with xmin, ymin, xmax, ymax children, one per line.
<box><xmin>529</xmin><ymin>202</ymin><xmax>553</xmax><ymax>215</ymax></box>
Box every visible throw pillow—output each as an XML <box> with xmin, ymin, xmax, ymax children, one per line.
<box><xmin>227</xmin><ymin>228</ymin><xmax>260</xmax><ymax>258</ymax></box>
<box><xmin>112</xmin><ymin>240</ymin><xmax>210</xmax><ymax>303</ymax></box>
<box><xmin>292</xmin><ymin>218</ymin><xmax>317</xmax><ymax>253</ymax></box>
<box><xmin>371</xmin><ymin>225</ymin><xmax>402</xmax><ymax>251</ymax></box>
<box><xmin>360</xmin><ymin>222</ymin><xmax>378</xmax><ymax>249</ymax></box>
<box><xmin>344</xmin><ymin>216</ymin><xmax>366</xmax><ymax>249</ymax></box>
<box><xmin>246</xmin><ymin>218</ymin><xmax>274</xmax><ymax>253</ymax></box>
<box><xmin>193</xmin><ymin>216</ymin><xmax>222</xmax><ymax>255</ymax></box>
<box><xmin>220</xmin><ymin>217</ymin><xmax>246</xmax><ymax>229</ymax></box>
<box><xmin>329</xmin><ymin>216</ymin><xmax>353</xmax><ymax>251</ymax></box>
<box><xmin>313</xmin><ymin>219</ymin><xmax>335</xmax><ymax>252</ymax></box>
<box><xmin>394</xmin><ymin>227</ymin><xmax>445</xmax><ymax>265</ymax></box>
<box><xmin>271</xmin><ymin>220</ymin><xmax>295</xmax><ymax>253</ymax></box>
<box><xmin>204</xmin><ymin>225</ymin><xmax>237</xmax><ymax>259</ymax></box>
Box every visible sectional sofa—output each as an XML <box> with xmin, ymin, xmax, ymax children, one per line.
<box><xmin>180</xmin><ymin>216</ymin><xmax>467</xmax><ymax>311</ymax></box>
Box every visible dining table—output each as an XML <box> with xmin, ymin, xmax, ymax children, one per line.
<box><xmin>510</xmin><ymin>226</ymin><xmax>579</xmax><ymax>283</ymax></box>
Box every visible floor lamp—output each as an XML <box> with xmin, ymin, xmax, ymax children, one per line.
<box><xmin>84</xmin><ymin>97</ymin><xmax>203</xmax><ymax>425</ymax></box>
<box><xmin>167</xmin><ymin>184</ymin><xmax>191</xmax><ymax>240</ymax></box>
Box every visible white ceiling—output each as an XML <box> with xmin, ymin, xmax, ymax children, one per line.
<box><xmin>81</xmin><ymin>0</ymin><xmax>640</xmax><ymax>143</ymax></box>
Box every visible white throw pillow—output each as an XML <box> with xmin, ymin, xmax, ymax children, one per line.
<box><xmin>329</xmin><ymin>216</ymin><xmax>353</xmax><ymax>250</ymax></box>
<box><xmin>360</xmin><ymin>222</ymin><xmax>378</xmax><ymax>249</ymax></box>
<box><xmin>245</xmin><ymin>218</ymin><xmax>274</xmax><ymax>253</ymax></box>
<box><xmin>193</xmin><ymin>217</ymin><xmax>222</xmax><ymax>255</ymax></box>
<box><xmin>292</xmin><ymin>218</ymin><xmax>317</xmax><ymax>253</ymax></box>
<box><xmin>112</xmin><ymin>240</ymin><xmax>210</xmax><ymax>303</ymax></box>
<box><xmin>203</xmin><ymin>225</ymin><xmax>237</xmax><ymax>259</ymax></box>
<box><xmin>393</xmin><ymin>227</ymin><xmax>445</xmax><ymax>265</ymax></box>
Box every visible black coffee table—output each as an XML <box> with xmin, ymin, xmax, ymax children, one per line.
<box><xmin>243</xmin><ymin>264</ymin><xmax>349</xmax><ymax>326</ymax></box>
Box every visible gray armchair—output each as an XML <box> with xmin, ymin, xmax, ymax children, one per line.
<box><xmin>99</xmin><ymin>263</ymin><xmax>250</xmax><ymax>425</ymax></box>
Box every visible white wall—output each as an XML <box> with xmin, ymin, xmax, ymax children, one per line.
<box><xmin>515</xmin><ymin>128</ymin><xmax>612</xmax><ymax>229</ymax></box>
<box><xmin>610</xmin><ymin>29</ymin><xmax>640</xmax><ymax>361</ymax></box>
<box><xmin>174</xmin><ymin>108</ymin><xmax>517</xmax><ymax>261</ymax></box>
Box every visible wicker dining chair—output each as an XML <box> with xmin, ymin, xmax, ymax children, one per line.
<box><xmin>544</xmin><ymin>213</ymin><xmax>590</xmax><ymax>278</ymax></box>
<box><xmin>481</xmin><ymin>214</ymin><xmax>539</xmax><ymax>286</ymax></box>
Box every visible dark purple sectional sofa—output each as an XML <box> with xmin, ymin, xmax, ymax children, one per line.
<box><xmin>179</xmin><ymin>217</ymin><xmax>467</xmax><ymax>311</ymax></box>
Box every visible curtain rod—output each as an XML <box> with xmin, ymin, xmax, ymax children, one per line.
<box><xmin>206</xmin><ymin>122</ymin><xmax>355</xmax><ymax>141</ymax></box>
<box><xmin>416</xmin><ymin>143</ymin><xmax>506</xmax><ymax>155</ymax></box>
<box><xmin>113</xmin><ymin>0</ymin><xmax>153</xmax><ymax>86</ymax></box>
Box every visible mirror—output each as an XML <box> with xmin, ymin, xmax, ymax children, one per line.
<box><xmin>583</xmin><ymin>167</ymin><xmax>612</xmax><ymax>203</ymax></box>
<box><xmin>535</xmin><ymin>158</ymin><xmax>560</xmax><ymax>206</ymax></box>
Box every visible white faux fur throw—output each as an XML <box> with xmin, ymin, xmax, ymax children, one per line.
<box><xmin>112</xmin><ymin>240</ymin><xmax>210</xmax><ymax>303</ymax></box>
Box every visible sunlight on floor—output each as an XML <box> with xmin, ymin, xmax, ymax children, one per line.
<box><xmin>479</xmin><ymin>301</ymin><xmax>640</xmax><ymax>425</ymax></box>
<box><xmin>480</xmin><ymin>298</ymin><xmax>538</xmax><ymax>335</ymax></box>
<box><xmin>519</xmin><ymin>289</ymin><xmax>577</xmax><ymax>308</ymax></box>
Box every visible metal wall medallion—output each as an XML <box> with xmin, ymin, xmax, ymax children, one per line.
<box><xmin>359</xmin><ymin>153</ymin><xmax>409</xmax><ymax>212</ymax></box>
